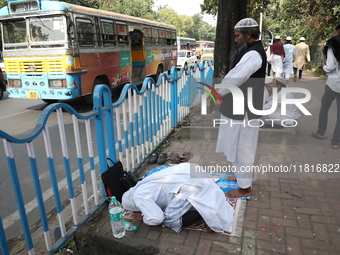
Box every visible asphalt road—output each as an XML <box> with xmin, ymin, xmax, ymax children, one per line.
<box><xmin>0</xmin><ymin>85</ymin><xmax>124</xmax><ymax>240</ymax></box>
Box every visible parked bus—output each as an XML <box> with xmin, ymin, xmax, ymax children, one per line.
<box><xmin>176</xmin><ymin>37</ymin><xmax>196</xmax><ymax>52</ymax></box>
<box><xmin>0</xmin><ymin>0</ymin><xmax>177</xmax><ymax>103</ymax></box>
<box><xmin>195</xmin><ymin>40</ymin><xmax>214</xmax><ymax>58</ymax></box>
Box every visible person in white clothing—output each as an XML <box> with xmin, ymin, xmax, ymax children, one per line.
<box><xmin>122</xmin><ymin>163</ymin><xmax>235</xmax><ymax>233</ymax></box>
<box><xmin>216</xmin><ymin>18</ymin><xmax>266</xmax><ymax>198</ymax></box>
<box><xmin>312</xmin><ymin>24</ymin><xmax>340</xmax><ymax>149</ymax></box>
<box><xmin>266</xmin><ymin>43</ymin><xmax>272</xmax><ymax>76</ymax></box>
<box><xmin>282</xmin><ymin>36</ymin><xmax>295</xmax><ymax>81</ymax></box>
<box><xmin>270</xmin><ymin>35</ymin><xmax>285</xmax><ymax>77</ymax></box>
<box><xmin>262</xmin><ymin>77</ymin><xmax>300</xmax><ymax>127</ymax></box>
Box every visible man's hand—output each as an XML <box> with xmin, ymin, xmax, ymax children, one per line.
<box><xmin>130</xmin><ymin>212</ymin><xmax>143</xmax><ymax>221</ymax></box>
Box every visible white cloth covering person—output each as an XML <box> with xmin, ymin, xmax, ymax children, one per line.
<box><xmin>262</xmin><ymin>77</ymin><xmax>300</xmax><ymax>126</ymax></box>
<box><xmin>122</xmin><ymin>163</ymin><xmax>235</xmax><ymax>233</ymax></box>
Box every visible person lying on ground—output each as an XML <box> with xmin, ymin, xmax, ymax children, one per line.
<box><xmin>122</xmin><ymin>163</ymin><xmax>234</xmax><ymax>233</ymax></box>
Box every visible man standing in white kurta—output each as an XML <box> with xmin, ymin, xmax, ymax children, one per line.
<box><xmin>216</xmin><ymin>18</ymin><xmax>267</xmax><ymax>198</ymax></box>
<box><xmin>270</xmin><ymin>35</ymin><xmax>285</xmax><ymax>77</ymax></box>
<box><xmin>282</xmin><ymin>36</ymin><xmax>296</xmax><ymax>81</ymax></box>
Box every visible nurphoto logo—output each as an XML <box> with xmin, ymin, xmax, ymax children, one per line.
<box><xmin>199</xmin><ymin>82</ymin><xmax>312</xmax><ymax>127</ymax></box>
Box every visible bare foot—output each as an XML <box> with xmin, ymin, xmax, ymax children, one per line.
<box><xmin>225</xmin><ymin>176</ymin><xmax>237</xmax><ymax>181</ymax></box>
<box><xmin>225</xmin><ymin>187</ymin><xmax>252</xmax><ymax>198</ymax></box>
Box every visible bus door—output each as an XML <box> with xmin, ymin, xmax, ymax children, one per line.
<box><xmin>129</xmin><ymin>29</ymin><xmax>145</xmax><ymax>83</ymax></box>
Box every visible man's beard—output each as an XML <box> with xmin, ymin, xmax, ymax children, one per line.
<box><xmin>230</xmin><ymin>40</ymin><xmax>247</xmax><ymax>67</ymax></box>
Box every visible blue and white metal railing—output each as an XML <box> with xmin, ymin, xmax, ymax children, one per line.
<box><xmin>0</xmin><ymin>61</ymin><xmax>214</xmax><ymax>255</ymax></box>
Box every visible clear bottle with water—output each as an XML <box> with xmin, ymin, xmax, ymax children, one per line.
<box><xmin>108</xmin><ymin>196</ymin><xmax>125</xmax><ymax>238</ymax></box>
<box><xmin>124</xmin><ymin>221</ymin><xmax>138</xmax><ymax>231</ymax></box>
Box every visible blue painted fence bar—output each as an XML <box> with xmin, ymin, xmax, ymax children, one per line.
<box><xmin>0</xmin><ymin>61</ymin><xmax>213</xmax><ymax>254</ymax></box>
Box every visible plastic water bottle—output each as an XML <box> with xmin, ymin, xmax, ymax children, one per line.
<box><xmin>124</xmin><ymin>221</ymin><xmax>137</xmax><ymax>231</ymax></box>
<box><xmin>108</xmin><ymin>196</ymin><xmax>125</xmax><ymax>238</ymax></box>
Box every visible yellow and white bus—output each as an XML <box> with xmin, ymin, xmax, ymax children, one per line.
<box><xmin>0</xmin><ymin>0</ymin><xmax>177</xmax><ymax>103</ymax></box>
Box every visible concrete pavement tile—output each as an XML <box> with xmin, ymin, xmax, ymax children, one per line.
<box><xmin>285</xmin><ymin>227</ymin><xmax>314</xmax><ymax>239</ymax></box>
<box><xmin>195</xmin><ymin>239</ymin><xmax>212</xmax><ymax>255</ymax></box>
<box><xmin>184</xmin><ymin>230</ymin><xmax>200</xmax><ymax>247</ymax></box>
<box><xmin>166</xmin><ymin>244</ymin><xmax>196</xmax><ymax>255</ymax></box>
<box><xmin>312</xmin><ymin>223</ymin><xmax>330</xmax><ymax>241</ymax></box>
<box><xmin>297</xmin><ymin>214</ymin><xmax>313</xmax><ymax>229</ymax></box>
<box><xmin>286</xmin><ymin>236</ymin><xmax>302</xmax><ymax>255</ymax></box>
<box><xmin>211</xmin><ymin>241</ymin><xmax>241</xmax><ymax>254</ymax></box>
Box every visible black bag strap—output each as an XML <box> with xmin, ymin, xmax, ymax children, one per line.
<box><xmin>106</xmin><ymin>158</ymin><xmax>115</xmax><ymax>168</ymax></box>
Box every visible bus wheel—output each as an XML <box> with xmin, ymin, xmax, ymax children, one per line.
<box><xmin>152</xmin><ymin>65</ymin><xmax>163</xmax><ymax>83</ymax></box>
<box><xmin>42</xmin><ymin>99</ymin><xmax>59</xmax><ymax>104</ymax></box>
<box><xmin>85</xmin><ymin>79</ymin><xmax>110</xmax><ymax>106</ymax></box>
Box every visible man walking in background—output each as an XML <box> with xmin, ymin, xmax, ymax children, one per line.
<box><xmin>293</xmin><ymin>37</ymin><xmax>310</xmax><ymax>80</ymax></box>
<box><xmin>270</xmin><ymin>35</ymin><xmax>285</xmax><ymax>77</ymax></box>
<box><xmin>216</xmin><ymin>18</ymin><xmax>266</xmax><ymax>198</ymax></box>
<box><xmin>312</xmin><ymin>24</ymin><xmax>340</xmax><ymax>149</ymax></box>
<box><xmin>282</xmin><ymin>36</ymin><xmax>295</xmax><ymax>81</ymax></box>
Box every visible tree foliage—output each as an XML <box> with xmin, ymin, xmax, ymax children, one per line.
<box><xmin>280</xmin><ymin>0</ymin><xmax>340</xmax><ymax>42</ymax></box>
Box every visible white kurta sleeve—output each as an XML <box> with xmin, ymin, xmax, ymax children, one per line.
<box><xmin>134</xmin><ymin>195</ymin><xmax>165</xmax><ymax>226</ymax></box>
<box><xmin>218</xmin><ymin>50</ymin><xmax>262</xmax><ymax>96</ymax></box>
<box><xmin>323</xmin><ymin>48</ymin><xmax>338</xmax><ymax>73</ymax></box>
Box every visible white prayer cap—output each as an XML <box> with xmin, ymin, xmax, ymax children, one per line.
<box><xmin>275</xmin><ymin>35</ymin><xmax>280</xmax><ymax>39</ymax></box>
<box><xmin>265</xmin><ymin>76</ymin><xmax>274</xmax><ymax>84</ymax></box>
<box><xmin>300</xmin><ymin>37</ymin><xmax>306</xmax><ymax>41</ymax></box>
<box><xmin>286</xmin><ymin>36</ymin><xmax>292</xmax><ymax>40</ymax></box>
<box><xmin>122</xmin><ymin>187</ymin><xmax>139</xmax><ymax>212</ymax></box>
<box><xmin>234</xmin><ymin>18</ymin><xmax>258</xmax><ymax>28</ymax></box>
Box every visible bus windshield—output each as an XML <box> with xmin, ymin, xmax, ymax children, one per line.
<box><xmin>2</xmin><ymin>16</ymin><xmax>66</xmax><ymax>48</ymax></box>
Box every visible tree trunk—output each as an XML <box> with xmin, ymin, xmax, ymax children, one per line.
<box><xmin>214</xmin><ymin>0</ymin><xmax>247</xmax><ymax>79</ymax></box>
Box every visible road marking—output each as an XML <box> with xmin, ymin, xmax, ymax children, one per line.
<box><xmin>0</xmin><ymin>110</ymin><xmax>32</xmax><ymax>120</ymax></box>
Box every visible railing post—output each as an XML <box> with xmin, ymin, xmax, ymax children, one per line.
<box><xmin>0</xmin><ymin>216</ymin><xmax>10</xmax><ymax>255</ymax></box>
<box><xmin>93</xmin><ymin>85</ymin><xmax>113</xmax><ymax>196</ymax></box>
<box><xmin>170</xmin><ymin>66</ymin><xmax>178</xmax><ymax>128</ymax></box>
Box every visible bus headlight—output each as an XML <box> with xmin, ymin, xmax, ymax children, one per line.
<box><xmin>25</xmin><ymin>81</ymin><xmax>30</xmax><ymax>86</ymax></box>
<box><xmin>40</xmin><ymin>81</ymin><xmax>45</xmax><ymax>86</ymax></box>
<box><xmin>49</xmin><ymin>79</ymin><xmax>67</xmax><ymax>88</ymax></box>
<box><xmin>9</xmin><ymin>79</ymin><xmax>22</xmax><ymax>87</ymax></box>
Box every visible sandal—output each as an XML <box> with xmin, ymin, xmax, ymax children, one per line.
<box><xmin>180</xmin><ymin>152</ymin><xmax>192</xmax><ymax>162</ymax></box>
<box><xmin>331</xmin><ymin>141</ymin><xmax>339</xmax><ymax>149</ymax></box>
<box><xmin>149</xmin><ymin>153</ymin><xmax>158</xmax><ymax>164</ymax></box>
<box><xmin>170</xmin><ymin>154</ymin><xmax>180</xmax><ymax>164</ymax></box>
<box><xmin>312</xmin><ymin>132</ymin><xmax>324</xmax><ymax>140</ymax></box>
<box><xmin>157</xmin><ymin>153</ymin><xmax>167</xmax><ymax>165</ymax></box>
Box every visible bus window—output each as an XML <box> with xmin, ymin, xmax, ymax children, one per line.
<box><xmin>144</xmin><ymin>27</ymin><xmax>152</xmax><ymax>46</ymax></box>
<box><xmin>29</xmin><ymin>16</ymin><xmax>66</xmax><ymax>43</ymax></box>
<box><xmin>3</xmin><ymin>20</ymin><xmax>27</xmax><ymax>46</ymax></box>
<box><xmin>101</xmin><ymin>20</ymin><xmax>115</xmax><ymax>46</ymax></box>
<box><xmin>171</xmin><ymin>32</ymin><xmax>176</xmax><ymax>46</ymax></box>
<box><xmin>159</xmin><ymin>30</ymin><xmax>166</xmax><ymax>45</ymax></box>
<box><xmin>166</xmin><ymin>31</ymin><xmax>172</xmax><ymax>45</ymax></box>
<box><xmin>152</xmin><ymin>28</ymin><xmax>158</xmax><ymax>45</ymax></box>
<box><xmin>76</xmin><ymin>18</ymin><xmax>94</xmax><ymax>47</ymax></box>
<box><xmin>117</xmin><ymin>24</ymin><xmax>128</xmax><ymax>45</ymax></box>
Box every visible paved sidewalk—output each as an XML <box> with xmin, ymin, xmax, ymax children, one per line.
<box><xmin>71</xmin><ymin>72</ymin><xmax>340</xmax><ymax>255</ymax></box>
